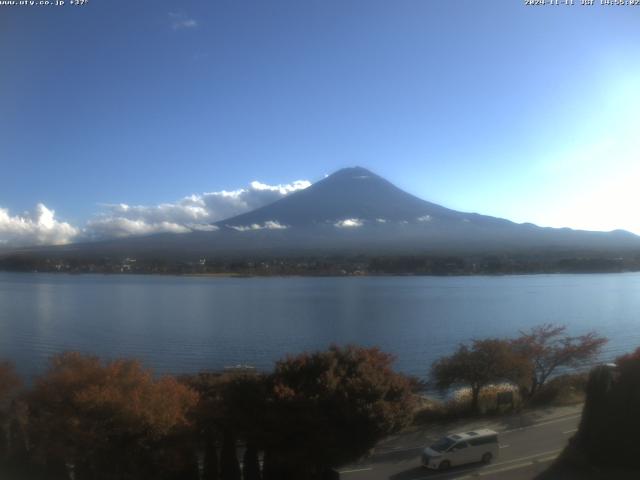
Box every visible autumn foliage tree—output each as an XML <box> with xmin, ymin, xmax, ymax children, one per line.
<box><xmin>431</xmin><ymin>339</ymin><xmax>530</xmax><ymax>412</ymax></box>
<box><xmin>0</xmin><ymin>361</ymin><xmax>21</xmax><ymax>403</ymax></box>
<box><xmin>27</xmin><ymin>352</ymin><xmax>199</xmax><ymax>480</ymax></box>
<box><xmin>182</xmin><ymin>371</ymin><xmax>223</xmax><ymax>480</ymax></box>
<box><xmin>511</xmin><ymin>324</ymin><xmax>607</xmax><ymax>398</ymax></box>
<box><xmin>0</xmin><ymin>361</ymin><xmax>22</xmax><ymax>464</ymax></box>
<box><xmin>265</xmin><ymin>345</ymin><xmax>415</xmax><ymax>479</ymax></box>
<box><xmin>184</xmin><ymin>370</ymin><xmax>268</xmax><ymax>480</ymax></box>
<box><xmin>217</xmin><ymin>373</ymin><xmax>267</xmax><ymax>480</ymax></box>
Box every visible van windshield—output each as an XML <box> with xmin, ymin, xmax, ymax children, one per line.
<box><xmin>431</xmin><ymin>437</ymin><xmax>456</xmax><ymax>452</ymax></box>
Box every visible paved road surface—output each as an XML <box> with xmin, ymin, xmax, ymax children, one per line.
<box><xmin>338</xmin><ymin>407</ymin><xmax>582</xmax><ymax>480</ymax></box>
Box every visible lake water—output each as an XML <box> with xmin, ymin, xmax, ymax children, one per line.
<box><xmin>1</xmin><ymin>272</ymin><xmax>639</xmax><ymax>381</ymax></box>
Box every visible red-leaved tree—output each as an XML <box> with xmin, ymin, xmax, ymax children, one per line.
<box><xmin>27</xmin><ymin>352</ymin><xmax>199</xmax><ymax>480</ymax></box>
<box><xmin>0</xmin><ymin>361</ymin><xmax>22</xmax><ymax>464</ymax></box>
<box><xmin>512</xmin><ymin>324</ymin><xmax>607</xmax><ymax>398</ymax></box>
<box><xmin>265</xmin><ymin>345</ymin><xmax>415</xmax><ymax>479</ymax></box>
<box><xmin>431</xmin><ymin>339</ymin><xmax>530</xmax><ymax>412</ymax></box>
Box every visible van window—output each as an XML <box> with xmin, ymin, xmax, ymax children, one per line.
<box><xmin>451</xmin><ymin>441</ymin><xmax>469</xmax><ymax>451</ymax></box>
<box><xmin>431</xmin><ymin>437</ymin><xmax>456</xmax><ymax>452</ymax></box>
<box><xmin>469</xmin><ymin>435</ymin><xmax>497</xmax><ymax>446</ymax></box>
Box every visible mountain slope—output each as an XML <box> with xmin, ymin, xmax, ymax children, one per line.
<box><xmin>220</xmin><ymin>166</ymin><xmax>462</xmax><ymax>227</ymax></box>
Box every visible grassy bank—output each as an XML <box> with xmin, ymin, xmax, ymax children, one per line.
<box><xmin>413</xmin><ymin>373</ymin><xmax>588</xmax><ymax>425</ymax></box>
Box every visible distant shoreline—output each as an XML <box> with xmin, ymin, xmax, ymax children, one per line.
<box><xmin>2</xmin><ymin>249</ymin><xmax>640</xmax><ymax>277</ymax></box>
<box><xmin>2</xmin><ymin>269</ymin><xmax>640</xmax><ymax>279</ymax></box>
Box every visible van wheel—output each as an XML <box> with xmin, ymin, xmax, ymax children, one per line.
<box><xmin>439</xmin><ymin>460</ymin><xmax>451</xmax><ymax>471</ymax></box>
<box><xmin>482</xmin><ymin>453</ymin><xmax>493</xmax><ymax>464</ymax></box>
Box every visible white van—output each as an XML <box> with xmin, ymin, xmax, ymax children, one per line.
<box><xmin>421</xmin><ymin>429</ymin><xmax>499</xmax><ymax>471</ymax></box>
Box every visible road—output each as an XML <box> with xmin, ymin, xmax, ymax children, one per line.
<box><xmin>337</xmin><ymin>407</ymin><xmax>582</xmax><ymax>480</ymax></box>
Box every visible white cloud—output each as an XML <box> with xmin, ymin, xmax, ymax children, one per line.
<box><xmin>188</xmin><ymin>224</ymin><xmax>220</xmax><ymax>232</ymax></box>
<box><xmin>0</xmin><ymin>204</ymin><xmax>79</xmax><ymax>247</ymax></box>
<box><xmin>263</xmin><ymin>221</ymin><xmax>288</xmax><ymax>230</ymax></box>
<box><xmin>334</xmin><ymin>218</ymin><xmax>363</xmax><ymax>228</ymax></box>
<box><xmin>229</xmin><ymin>225</ymin><xmax>255</xmax><ymax>232</ymax></box>
<box><xmin>196</xmin><ymin>180</ymin><xmax>311</xmax><ymax>223</ymax></box>
<box><xmin>229</xmin><ymin>221</ymin><xmax>288</xmax><ymax>232</ymax></box>
<box><xmin>249</xmin><ymin>180</ymin><xmax>310</xmax><ymax>195</ymax></box>
<box><xmin>85</xmin><ymin>217</ymin><xmax>191</xmax><ymax>239</ymax></box>
<box><xmin>417</xmin><ymin>215</ymin><xmax>432</xmax><ymax>222</ymax></box>
<box><xmin>169</xmin><ymin>12</ymin><xmax>198</xmax><ymax>30</ymax></box>
<box><xmin>99</xmin><ymin>202</ymin><xmax>210</xmax><ymax>225</ymax></box>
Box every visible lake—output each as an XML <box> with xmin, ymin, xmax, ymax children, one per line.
<box><xmin>1</xmin><ymin>272</ymin><xmax>639</xmax><ymax>381</ymax></box>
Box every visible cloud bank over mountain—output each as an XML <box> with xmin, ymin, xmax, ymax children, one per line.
<box><xmin>0</xmin><ymin>179</ymin><xmax>310</xmax><ymax>247</ymax></box>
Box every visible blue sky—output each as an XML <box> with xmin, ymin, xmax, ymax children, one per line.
<box><xmin>1</xmin><ymin>0</ymin><xmax>639</xmax><ymax>245</ymax></box>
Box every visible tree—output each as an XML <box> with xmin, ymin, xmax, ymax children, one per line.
<box><xmin>243</xmin><ymin>443</ymin><xmax>261</xmax><ymax>480</ymax></box>
<box><xmin>220</xmin><ymin>429</ymin><xmax>241</xmax><ymax>480</ymax></box>
<box><xmin>184</xmin><ymin>371</ymin><xmax>268</xmax><ymax>480</ymax></box>
<box><xmin>573</xmin><ymin>349</ymin><xmax>640</xmax><ymax>468</ymax></box>
<box><xmin>217</xmin><ymin>374</ymin><xmax>266</xmax><ymax>480</ymax></box>
<box><xmin>202</xmin><ymin>433</ymin><xmax>219</xmax><ymax>480</ymax></box>
<box><xmin>27</xmin><ymin>352</ymin><xmax>199</xmax><ymax>480</ymax></box>
<box><xmin>0</xmin><ymin>361</ymin><xmax>24</xmax><ymax>477</ymax></box>
<box><xmin>511</xmin><ymin>324</ymin><xmax>607</xmax><ymax>398</ymax></box>
<box><xmin>182</xmin><ymin>371</ymin><xmax>223</xmax><ymax>480</ymax></box>
<box><xmin>265</xmin><ymin>345</ymin><xmax>414</xmax><ymax>478</ymax></box>
<box><xmin>0</xmin><ymin>361</ymin><xmax>21</xmax><ymax>459</ymax></box>
<box><xmin>616</xmin><ymin>346</ymin><xmax>640</xmax><ymax>372</ymax></box>
<box><xmin>431</xmin><ymin>339</ymin><xmax>530</xmax><ymax>412</ymax></box>
<box><xmin>0</xmin><ymin>361</ymin><xmax>21</xmax><ymax>403</ymax></box>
